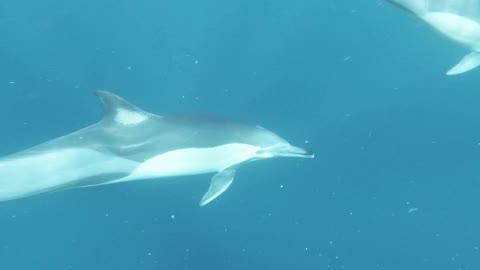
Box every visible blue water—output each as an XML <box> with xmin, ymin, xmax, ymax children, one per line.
<box><xmin>1</xmin><ymin>0</ymin><xmax>480</xmax><ymax>269</ymax></box>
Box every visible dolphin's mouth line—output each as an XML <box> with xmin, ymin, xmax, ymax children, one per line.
<box><xmin>257</xmin><ymin>144</ymin><xmax>314</xmax><ymax>158</ymax></box>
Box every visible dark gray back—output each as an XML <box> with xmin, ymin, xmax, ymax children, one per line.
<box><xmin>14</xmin><ymin>92</ymin><xmax>288</xmax><ymax>162</ymax></box>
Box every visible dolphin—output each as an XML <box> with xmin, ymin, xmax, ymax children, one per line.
<box><xmin>0</xmin><ymin>91</ymin><xmax>313</xmax><ymax>206</ymax></box>
<box><xmin>386</xmin><ymin>0</ymin><xmax>480</xmax><ymax>75</ymax></box>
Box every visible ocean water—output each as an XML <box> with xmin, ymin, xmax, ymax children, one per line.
<box><xmin>1</xmin><ymin>0</ymin><xmax>480</xmax><ymax>269</ymax></box>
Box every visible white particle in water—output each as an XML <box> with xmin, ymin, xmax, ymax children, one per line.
<box><xmin>408</xmin><ymin>208</ymin><xmax>419</xmax><ymax>213</ymax></box>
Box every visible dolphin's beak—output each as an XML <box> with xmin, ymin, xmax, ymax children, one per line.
<box><xmin>260</xmin><ymin>144</ymin><xmax>314</xmax><ymax>158</ymax></box>
<box><xmin>279</xmin><ymin>145</ymin><xmax>314</xmax><ymax>158</ymax></box>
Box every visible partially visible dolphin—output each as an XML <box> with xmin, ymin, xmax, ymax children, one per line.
<box><xmin>386</xmin><ymin>0</ymin><xmax>480</xmax><ymax>75</ymax></box>
<box><xmin>0</xmin><ymin>91</ymin><xmax>313</xmax><ymax>206</ymax></box>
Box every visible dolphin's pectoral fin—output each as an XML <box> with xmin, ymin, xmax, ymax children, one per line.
<box><xmin>199</xmin><ymin>166</ymin><xmax>237</xmax><ymax>206</ymax></box>
<box><xmin>447</xmin><ymin>52</ymin><xmax>480</xmax><ymax>75</ymax></box>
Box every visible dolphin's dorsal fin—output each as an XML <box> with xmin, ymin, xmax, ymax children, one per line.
<box><xmin>95</xmin><ymin>91</ymin><xmax>151</xmax><ymax>125</ymax></box>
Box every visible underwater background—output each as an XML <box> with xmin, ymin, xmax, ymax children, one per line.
<box><xmin>1</xmin><ymin>0</ymin><xmax>480</xmax><ymax>269</ymax></box>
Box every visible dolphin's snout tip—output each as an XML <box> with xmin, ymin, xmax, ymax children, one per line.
<box><xmin>300</xmin><ymin>148</ymin><xmax>314</xmax><ymax>158</ymax></box>
<box><xmin>305</xmin><ymin>151</ymin><xmax>315</xmax><ymax>158</ymax></box>
<box><xmin>290</xmin><ymin>145</ymin><xmax>314</xmax><ymax>158</ymax></box>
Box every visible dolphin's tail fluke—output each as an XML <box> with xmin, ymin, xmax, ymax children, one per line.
<box><xmin>386</xmin><ymin>0</ymin><xmax>428</xmax><ymax>15</ymax></box>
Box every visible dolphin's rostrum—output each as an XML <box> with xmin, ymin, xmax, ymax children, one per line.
<box><xmin>0</xmin><ymin>91</ymin><xmax>313</xmax><ymax>206</ymax></box>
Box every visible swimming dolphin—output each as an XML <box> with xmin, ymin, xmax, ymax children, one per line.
<box><xmin>386</xmin><ymin>0</ymin><xmax>480</xmax><ymax>75</ymax></box>
<box><xmin>0</xmin><ymin>91</ymin><xmax>313</xmax><ymax>206</ymax></box>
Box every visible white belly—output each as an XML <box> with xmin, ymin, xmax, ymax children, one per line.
<box><xmin>117</xmin><ymin>143</ymin><xmax>260</xmax><ymax>182</ymax></box>
<box><xmin>421</xmin><ymin>12</ymin><xmax>480</xmax><ymax>51</ymax></box>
